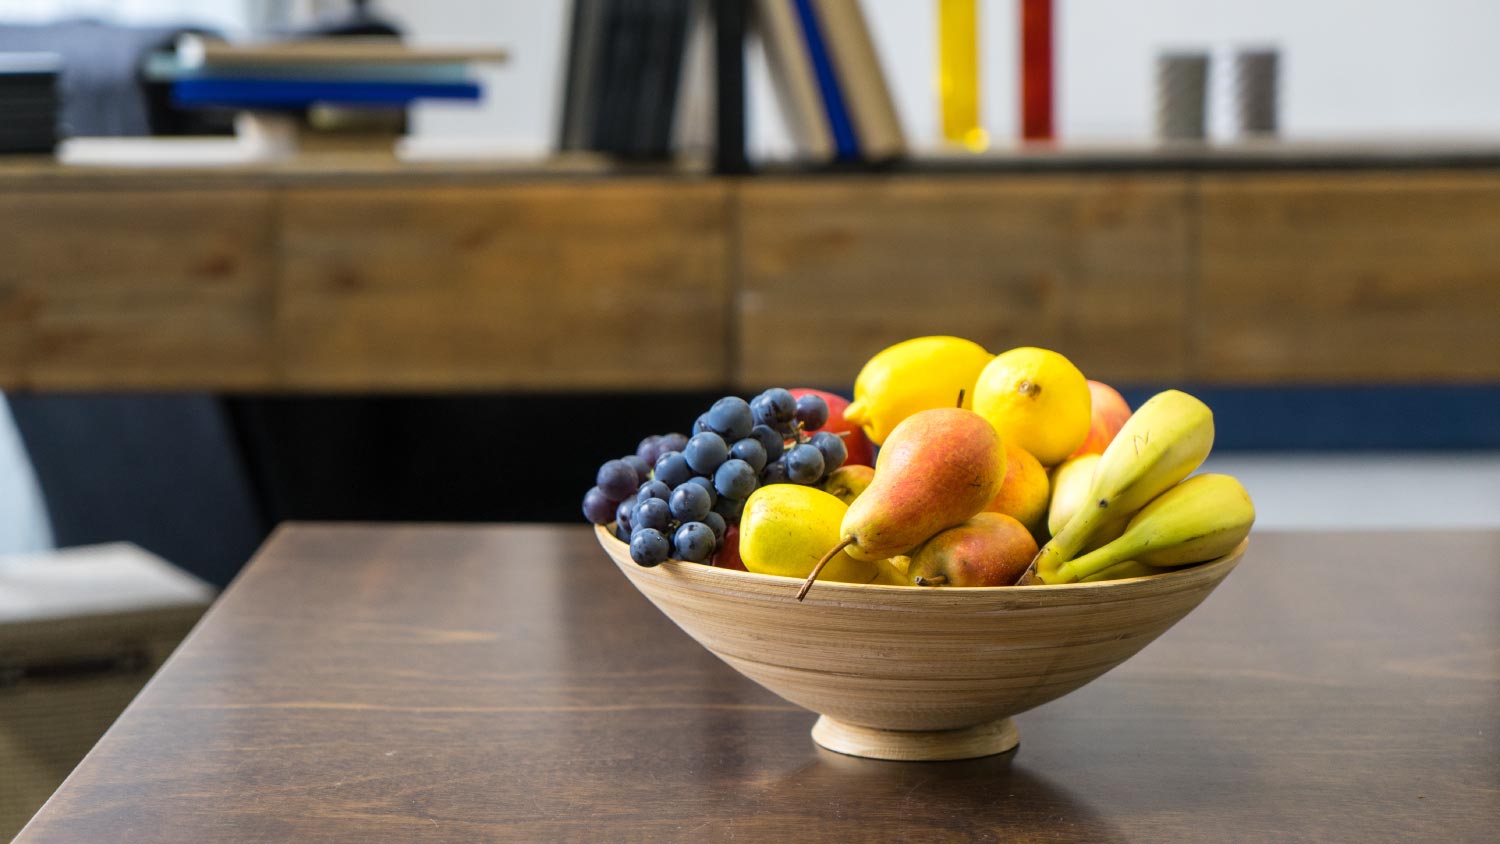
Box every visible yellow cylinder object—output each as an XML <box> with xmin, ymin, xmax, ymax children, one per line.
<box><xmin>938</xmin><ymin>0</ymin><xmax>987</xmax><ymax>151</ymax></box>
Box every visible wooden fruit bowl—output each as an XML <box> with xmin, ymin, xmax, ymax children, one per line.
<box><xmin>596</xmin><ymin>524</ymin><xmax>1246</xmax><ymax>761</ymax></box>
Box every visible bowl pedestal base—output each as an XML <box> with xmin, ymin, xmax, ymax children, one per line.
<box><xmin>811</xmin><ymin>716</ymin><xmax>1019</xmax><ymax>762</ymax></box>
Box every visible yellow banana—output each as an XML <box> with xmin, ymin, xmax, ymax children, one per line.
<box><xmin>1047</xmin><ymin>453</ymin><xmax>1099</xmax><ymax>537</ymax></box>
<box><xmin>1053</xmin><ymin>474</ymin><xmax>1255</xmax><ymax>583</ymax></box>
<box><xmin>1034</xmin><ymin>389</ymin><xmax>1214</xmax><ymax>583</ymax></box>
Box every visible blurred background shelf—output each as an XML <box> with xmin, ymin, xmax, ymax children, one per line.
<box><xmin>2</xmin><ymin>156</ymin><xmax>1498</xmax><ymax>392</ymax></box>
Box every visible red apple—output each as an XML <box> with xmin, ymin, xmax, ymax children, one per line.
<box><xmin>1070</xmin><ymin>380</ymin><xmax>1132</xmax><ymax>458</ymax></box>
<box><xmin>711</xmin><ymin>525</ymin><xmax>746</xmax><ymax>570</ymax></box>
<box><xmin>788</xmin><ymin>388</ymin><xmax>875</xmax><ymax>467</ymax></box>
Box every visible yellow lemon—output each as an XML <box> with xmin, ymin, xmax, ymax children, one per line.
<box><xmin>843</xmin><ymin>336</ymin><xmax>992</xmax><ymax>446</ymax></box>
<box><xmin>972</xmin><ymin>347</ymin><xmax>1091</xmax><ymax>466</ymax></box>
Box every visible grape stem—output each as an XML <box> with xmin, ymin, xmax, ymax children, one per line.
<box><xmin>796</xmin><ymin>536</ymin><xmax>855</xmax><ymax>601</ymax></box>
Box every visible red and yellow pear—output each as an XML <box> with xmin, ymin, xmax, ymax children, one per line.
<box><xmin>908</xmin><ymin>512</ymin><xmax>1039</xmax><ymax>587</ymax></box>
<box><xmin>798</xmin><ymin>407</ymin><xmax>1005</xmax><ymax>599</ymax></box>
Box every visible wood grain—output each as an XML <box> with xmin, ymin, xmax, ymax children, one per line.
<box><xmin>15</xmin><ymin>525</ymin><xmax>1499</xmax><ymax>843</ymax></box>
<box><xmin>735</xmin><ymin>176</ymin><xmax>1190</xmax><ymax>389</ymax></box>
<box><xmin>597</xmin><ymin>524</ymin><xmax>1242</xmax><ymax>742</ymax></box>
<box><xmin>2</xmin><ymin>167</ymin><xmax>1499</xmax><ymax>391</ymax></box>
<box><xmin>276</xmin><ymin>182</ymin><xmax>731</xmax><ymax>390</ymax></box>
<box><xmin>1196</xmin><ymin>172</ymin><xmax>1500</xmax><ymax>381</ymax></box>
<box><xmin>0</xmin><ymin>189</ymin><xmax>276</xmax><ymax>389</ymax></box>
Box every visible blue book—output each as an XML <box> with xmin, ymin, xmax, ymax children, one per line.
<box><xmin>791</xmin><ymin>0</ymin><xmax>859</xmax><ymax>161</ymax></box>
<box><xmin>171</xmin><ymin>78</ymin><xmax>480</xmax><ymax>108</ymax></box>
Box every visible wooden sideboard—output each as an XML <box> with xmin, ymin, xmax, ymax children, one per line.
<box><xmin>2</xmin><ymin>156</ymin><xmax>1497</xmax><ymax>392</ymax></box>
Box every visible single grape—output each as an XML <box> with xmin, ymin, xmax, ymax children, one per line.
<box><xmin>673</xmin><ymin>522</ymin><xmax>716</xmax><ymax>563</ymax></box>
<box><xmin>705</xmin><ymin>396</ymin><xmax>754</xmax><ymax>441</ymax></box>
<box><xmin>730</xmin><ymin>437</ymin><xmax>767</xmax><ymax>473</ymax></box>
<box><xmin>615</xmin><ymin>522</ymin><xmax>631</xmax><ymax>542</ymax></box>
<box><xmin>683</xmin><ymin>432</ymin><xmax>729</xmax><ymax>475</ymax></box>
<box><xmin>685</xmin><ymin>475</ymin><xmax>718</xmax><ymax>506</ymax></box>
<box><xmin>808</xmin><ymin>431</ymin><xmax>847</xmax><ymax>473</ymax></box>
<box><xmin>794</xmin><ymin>394</ymin><xmax>830</xmax><ymax>431</ymax></box>
<box><xmin>636</xmin><ymin>479</ymin><xmax>671</xmax><ymax>502</ymax></box>
<box><xmin>615</xmin><ymin>497</ymin><xmax>635</xmax><ymax>532</ymax></box>
<box><xmin>759</xmin><ymin>460</ymin><xmax>789</xmax><ymax>486</ymax></box>
<box><xmin>692</xmin><ymin>414</ymin><xmax>712</xmax><ymax>436</ymax></box>
<box><xmin>596</xmin><ymin>460</ymin><xmax>638</xmax><ymax>500</ymax></box>
<box><xmin>784</xmin><ymin>443</ymin><xmax>825</xmax><ymax>484</ymax></box>
<box><xmin>582</xmin><ymin>486</ymin><xmax>617</xmax><ymax>524</ymax></box>
<box><xmin>748</xmin><ymin>424</ymin><xmax>784</xmax><ymax>462</ymax></box>
<box><xmin>702</xmin><ymin>511</ymin><xmax>727</xmax><ymax>543</ymax></box>
<box><xmin>654</xmin><ymin>452</ymin><xmax>693</xmax><ymax>487</ymax></box>
<box><xmin>636</xmin><ymin>435</ymin><xmax>662</xmax><ymax>464</ymax></box>
<box><xmin>657</xmin><ymin>432</ymin><xmax>689</xmax><ymax>455</ymax></box>
<box><xmin>630</xmin><ymin>528</ymin><xmax>670</xmax><ymax>567</ymax></box>
<box><xmin>670</xmin><ymin>483</ymin><xmax>713</xmax><ymax>523</ymax></box>
<box><xmin>714</xmin><ymin>458</ymin><xmax>758</xmax><ymax>500</ymax></box>
<box><xmin>713</xmin><ymin>495</ymin><xmax>746</xmax><ymax>522</ymax></box>
<box><xmin>754</xmin><ymin>388</ymin><xmax>797</xmax><ymax>425</ymax></box>
<box><xmin>633</xmin><ymin>497</ymin><xmax>671</xmax><ymax>531</ymax></box>
<box><xmin>621</xmin><ymin>454</ymin><xmax>651</xmax><ymax>485</ymax></box>
<box><xmin>749</xmin><ymin>394</ymin><xmax>774</xmax><ymax>427</ymax></box>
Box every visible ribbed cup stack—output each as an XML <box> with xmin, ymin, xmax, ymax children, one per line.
<box><xmin>1234</xmin><ymin>48</ymin><xmax>1279</xmax><ymax>137</ymax></box>
<box><xmin>1155</xmin><ymin>51</ymin><xmax>1209</xmax><ymax>141</ymax></box>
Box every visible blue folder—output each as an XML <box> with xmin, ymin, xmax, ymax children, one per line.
<box><xmin>172</xmin><ymin>77</ymin><xmax>481</xmax><ymax>108</ymax></box>
<box><xmin>792</xmin><ymin>0</ymin><xmax>860</xmax><ymax>161</ymax></box>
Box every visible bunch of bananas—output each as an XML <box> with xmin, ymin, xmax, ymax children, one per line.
<box><xmin>1031</xmin><ymin>390</ymin><xmax>1255</xmax><ymax>585</ymax></box>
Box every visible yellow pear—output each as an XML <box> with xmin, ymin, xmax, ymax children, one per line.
<box><xmin>739</xmin><ymin>484</ymin><xmax>897</xmax><ymax>584</ymax></box>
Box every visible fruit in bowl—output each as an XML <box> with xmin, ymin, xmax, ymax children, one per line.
<box><xmin>584</xmin><ymin>340</ymin><xmax>1255</xmax><ymax>760</ymax></box>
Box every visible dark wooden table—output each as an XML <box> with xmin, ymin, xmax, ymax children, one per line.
<box><xmin>17</xmin><ymin>526</ymin><xmax>1499</xmax><ymax>843</ymax></box>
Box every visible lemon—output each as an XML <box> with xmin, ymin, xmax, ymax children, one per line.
<box><xmin>843</xmin><ymin>336</ymin><xmax>992</xmax><ymax>446</ymax></box>
<box><xmin>972</xmin><ymin>347</ymin><xmax>1091</xmax><ymax>466</ymax></box>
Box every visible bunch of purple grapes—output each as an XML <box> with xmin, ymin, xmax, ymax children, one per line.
<box><xmin>582</xmin><ymin>389</ymin><xmax>847</xmax><ymax>567</ymax></box>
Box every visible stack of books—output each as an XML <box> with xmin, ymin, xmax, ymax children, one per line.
<box><xmin>0</xmin><ymin>53</ymin><xmax>61</xmax><ymax>154</ymax></box>
<box><xmin>153</xmin><ymin>35</ymin><xmax>501</xmax><ymax>111</ymax></box>
<box><xmin>756</xmin><ymin>0</ymin><xmax>904</xmax><ymax>163</ymax></box>
<box><xmin>60</xmin><ymin>36</ymin><xmax>508</xmax><ymax>166</ymax></box>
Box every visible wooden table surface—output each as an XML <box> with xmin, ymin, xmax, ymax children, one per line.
<box><xmin>17</xmin><ymin>525</ymin><xmax>1499</xmax><ymax>843</ymax></box>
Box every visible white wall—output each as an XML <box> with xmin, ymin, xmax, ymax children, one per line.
<box><xmin>378</xmin><ymin>0</ymin><xmax>1500</xmax><ymax>154</ymax></box>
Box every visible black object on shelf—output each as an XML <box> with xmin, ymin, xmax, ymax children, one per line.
<box><xmin>307</xmin><ymin>0</ymin><xmax>402</xmax><ymax>38</ymax></box>
<box><xmin>713</xmin><ymin>0</ymin><xmax>748</xmax><ymax>173</ymax></box>
<box><xmin>0</xmin><ymin>52</ymin><xmax>61</xmax><ymax>153</ymax></box>
<box><xmin>561</xmin><ymin>0</ymin><xmax>695</xmax><ymax>161</ymax></box>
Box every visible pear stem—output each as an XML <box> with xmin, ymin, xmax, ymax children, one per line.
<box><xmin>796</xmin><ymin>536</ymin><xmax>855</xmax><ymax>601</ymax></box>
<box><xmin>1011</xmin><ymin>548</ymin><xmax>1044</xmax><ymax>586</ymax></box>
<box><xmin>955</xmin><ymin>389</ymin><xmax>966</xmax><ymax>408</ymax></box>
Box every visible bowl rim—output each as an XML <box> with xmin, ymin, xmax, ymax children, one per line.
<box><xmin>594</xmin><ymin>522</ymin><xmax>1246</xmax><ymax>596</ymax></box>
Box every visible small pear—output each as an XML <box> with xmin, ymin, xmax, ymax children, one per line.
<box><xmin>822</xmin><ymin>465</ymin><xmax>875</xmax><ymax>505</ymax></box>
<box><xmin>908</xmin><ymin>513</ymin><xmax>1038</xmax><ymax>587</ymax></box>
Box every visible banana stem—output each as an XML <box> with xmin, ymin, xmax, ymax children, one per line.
<box><xmin>797</xmin><ymin>536</ymin><xmax>855</xmax><ymax>601</ymax></box>
<box><xmin>1054</xmin><ymin>542</ymin><xmax>1132</xmax><ymax>583</ymax></box>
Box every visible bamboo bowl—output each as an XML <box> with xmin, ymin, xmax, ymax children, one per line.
<box><xmin>597</xmin><ymin>524</ymin><xmax>1246</xmax><ymax>761</ymax></box>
